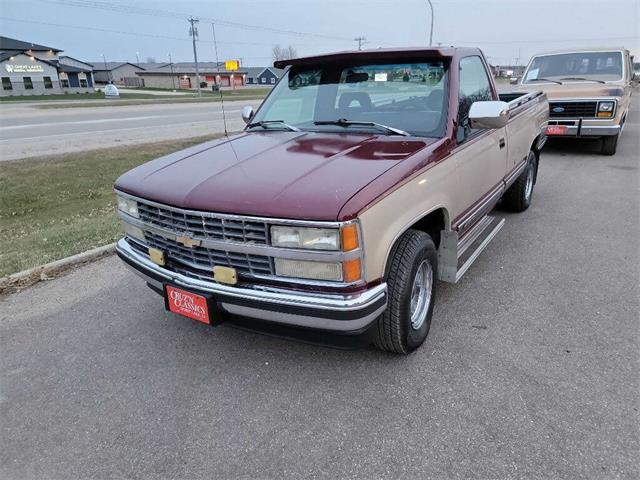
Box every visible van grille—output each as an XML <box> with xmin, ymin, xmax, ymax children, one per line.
<box><xmin>549</xmin><ymin>101</ymin><xmax>597</xmax><ymax>118</ymax></box>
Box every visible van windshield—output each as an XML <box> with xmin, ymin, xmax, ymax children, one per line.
<box><xmin>249</xmin><ymin>60</ymin><xmax>449</xmax><ymax>138</ymax></box>
<box><xmin>523</xmin><ymin>51</ymin><xmax>623</xmax><ymax>83</ymax></box>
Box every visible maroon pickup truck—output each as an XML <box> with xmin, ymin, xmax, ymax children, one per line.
<box><xmin>115</xmin><ymin>47</ymin><xmax>548</xmax><ymax>354</ymax></box>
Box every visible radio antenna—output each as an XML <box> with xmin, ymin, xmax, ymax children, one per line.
<box><xmin>211</xmin><ymin>21</ymin><xmax>229</xmax><ymax>137</ymax></box>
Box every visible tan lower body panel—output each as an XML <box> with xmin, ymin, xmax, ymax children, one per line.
<box><xmin>359</xmin><ymin>157</ymin><xmax>460</xmax><ymax>283</ymax></box>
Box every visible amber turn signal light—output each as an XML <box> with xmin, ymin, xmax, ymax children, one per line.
<box><xmin>343</xmin><ymin>258</ymin><xmax>361</xmax><ymax>282</ymax></box>
<box><xmin>597</xmin><ymin>112</ymin><xmax>613</xmax><ymax>118</ymax></box>
<box><xmin>341</xmin><ymin>224</ymin><xmax>359</xmax><ymax>251</ymax></box>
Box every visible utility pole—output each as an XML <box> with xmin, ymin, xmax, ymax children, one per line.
<box><xmin>135</xmin><ymin>51</ymin><xmax>140</xmax><ymax>64</ymax></box>
<box><xmin>168</xmin><ymin>53</ymin><xmax>176</xmax><ymax>90</ymax></box>
<box><xmin>100</xmin><ymin>53</ymin><xmax>110</xmax><ymax>83</ymax></box>
<box><xmin>425</xmin><ymin>0</ymin><xmax>434</xmax><ymax>46</ymax></box>
<box><xmin>354</xmin><ymin>36</ymin><xmax>366</xmax><ymax>51</ymax></box>
<box><xmin>188</xmin><ymin>16</ymin><xmax>201</xmax><ymax>96</ymax></box>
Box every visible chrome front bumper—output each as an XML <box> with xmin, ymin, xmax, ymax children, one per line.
<box><xmin>116</xmin><ymin>238</ymin><xmax>387</xmax><ymax>333</ymax></box>
<box><xmin>548</xmin><ymin>123</ymin><xmax>621</xmax><ymax>137</ymax></box>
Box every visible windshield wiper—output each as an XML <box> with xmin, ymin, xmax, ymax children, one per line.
<box><xmin>246</xmin><ymin>120</ymin><xmax>301</xmax><ymax>132</ymax></box>
<box><xmin>526</xmin><ymin>78</ymin><xmax>563</xmax><ymax>85</ymax></box>
<box><xmin>314</xmin><ymin>119</ymin><xmax>410</xmax><ymax>136</ymax></box>
<box><xmin>558</xmin><ymin>77</ymin><xmax>606</xmax><ymax>84</ymax></box>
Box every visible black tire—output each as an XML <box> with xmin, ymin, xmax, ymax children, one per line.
<box><xmin>601</xmin><ymin>134</ymin><xmax>619</xmax><ymax>155</ymax></box>
<box><xmin>375</xmin><ymin>230</ymin><xmax>437</xmax><ymax>354</ymax></box>
<box><xmin>502</xmin><ymin>150</ymin><xmax>536</xmax><ymax>213</ymax></box>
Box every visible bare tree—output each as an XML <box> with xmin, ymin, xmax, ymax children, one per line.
<box><xmin>272</xmin><ymin>45</ymin><xmax>298</xmax><ymax>62</ymax></box>
<box><xmin>145</xmin><ymin>56</ymin><xmax>157</xmax><ymax>63</ymax></box>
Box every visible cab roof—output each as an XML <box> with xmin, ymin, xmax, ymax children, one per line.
<box><xmin>531</xmin><ymin>47</ymin><xmax>628</xmax><ymax>57</ymax></box>
<box><xmin>273</xmin><ymin>46</ymin><xmax>481</xmax><ymax>69</ymax></box>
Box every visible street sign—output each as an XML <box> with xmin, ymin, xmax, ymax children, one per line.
<box><xmin>225</xmin><ymin>60</ymin><xmax>239</xmax><ymax>71</ymax></box>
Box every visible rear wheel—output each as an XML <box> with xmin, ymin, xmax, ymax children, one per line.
<box><xmin>502</xmin><ymin>150</ymin><xmax>536</xmax><ymax>213</ymax></box>
<box><xmin>600</xmin><ymin>134</ymin><xmax>619</xmax><ymax>155</ymax></box>
<box><xmin>374</xmin><ymin>230</ymin><xmax>437</xmax><ymax>354</ymax></box>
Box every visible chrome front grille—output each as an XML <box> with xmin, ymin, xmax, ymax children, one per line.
<box><xmin>549</xmin><ymin>101</ymin><xmax>598</xmax><ymax>118</ymax></box>
<box><xmin>144</xmin><ymin>232</ymin><xmax>274</xmax><ymax>276</ymax></box>
<box><xmin>137</xmin><ymin>202</ymin><xmax>269</xmax><ymax>244</ymax></box>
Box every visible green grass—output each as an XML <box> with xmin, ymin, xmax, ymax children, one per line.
<box><xmin>0</xmin><ymin>135</ymin><xmax>224</xmax><ymax>277</ymax></box>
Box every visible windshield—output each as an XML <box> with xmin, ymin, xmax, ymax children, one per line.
<box><xmin>249</xmin><ymin>60</ymin><xmax>449</xmax><ymax>137</ymax></box>
<box><xmin>523</xmin><ymin>51</ymin><xmax>623</xmax><ymax>83</ymax></box>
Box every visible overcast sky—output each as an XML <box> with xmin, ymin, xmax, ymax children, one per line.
<box><xmin>1</xmin><ymin>0</ymin><xmax>638</xmax><ymax>66</ymax></box>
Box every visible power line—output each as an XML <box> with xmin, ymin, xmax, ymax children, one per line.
<box><xmin>38</xmin><ymin>0</ymin><xmax>355</xmax><ymax>42</ymax></box>
<box><xmin>438</xmin><ymin>36</ymin><xmax>639</xmax><ymax>46</ymax></box>
<box><xmin>0</xmin><ymin>17</ymin><xmax>337</xmax><ymax>49</ymax></box>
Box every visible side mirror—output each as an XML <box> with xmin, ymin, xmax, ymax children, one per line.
<box><xmin>468</xmin><ymin>101</ymin><xmax>509</xmax><ymax>129</ymax></box>
<box><xmin>509</xmin><ymin>77</ymin><xmax>519</xmax><ymax>85</ymax></box>
<box><xmin>241</xmin><ymin>105</ymin><xmax>254</xmax><ymax>124</ymax></box>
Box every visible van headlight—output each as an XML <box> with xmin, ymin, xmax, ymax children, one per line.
<box><xmin>597</xmin><ymin>101</ymin><xmax>615</xmax><ymax>117</ymax></box>
<box><xmin>116</xmin><ymin>195</ymin><xmax>139</xmax><ymax>218</ymax></box>
<box><xmin>271</xmin><ymin>226</ymin><xmax>340</xmax><ymax>250</ymax></box>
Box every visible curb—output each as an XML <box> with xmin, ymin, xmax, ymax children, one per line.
<box><xmin>0</xmin><ymin>243</ymin><xmax>116</xmax><ymax>295</ymax></box>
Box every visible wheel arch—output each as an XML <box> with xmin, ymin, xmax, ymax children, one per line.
<box><xmin>382</xmin><ymin>206</ymin><xmax>450</xmax><ymax>278</ymax></box>
<box><xmin>530</xmin><ymin>135</ymin><xmax>542</xmax><ymax>182</ymax></box>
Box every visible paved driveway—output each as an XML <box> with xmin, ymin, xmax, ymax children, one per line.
<box><xmin>1</xmin><ymin>102</ymin><xmax>638</xmax><ymax>479</ymax></box>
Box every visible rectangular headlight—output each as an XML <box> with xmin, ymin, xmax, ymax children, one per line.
<box><xmin>274</xmin><ymin>258</ymin><xmax>343</xmax><ymax>281</ymax></box>
<box><xmin>598</xmin><ymin>101</ymin><xmax>615</xmax><ymax>112</ymax></box>
<box><xmin>271</xmin><ymin>226</ymin><xmax>339</xmax><ymax>250</ymax></box>
<box><xmin>116</xmin><ymin>195</ymin><xmax>139</xmax><ymax>218</ymax></box>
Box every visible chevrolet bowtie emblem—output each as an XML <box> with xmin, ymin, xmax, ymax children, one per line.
<box><xmin>176</xmin><ymin>234</ymin><xmax>201</xmax><ymax>248</ymax></box>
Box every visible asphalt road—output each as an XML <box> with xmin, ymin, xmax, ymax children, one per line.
<box><xmin>1</xmin><ymin>103</ymin><xmax>639</xmax><ymax>479</ymax></box>
<box><xmin>0</xmin><ymin>100</ymin><xmax>259</xmax><ymax>161</ymax></box>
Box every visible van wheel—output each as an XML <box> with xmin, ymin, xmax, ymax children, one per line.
<box><xmin>601</xmin><ymin>134</ymin><xmax>619</xmax><ymax>155</ymax></box>
<box><xmin>374</xmin><ymin>230</ymin><xmax>437</xmax><ymax>354</ymax></box>
<box><xmin>502</xmin><ymin>150</ymin><xmax>536</xmax><ymax>213</ymax></box>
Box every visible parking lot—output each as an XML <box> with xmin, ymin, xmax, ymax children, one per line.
<box><xmin>1</xmin><ymin>96</ymin><xmax>639</xmax><ymax>478</ymax></box>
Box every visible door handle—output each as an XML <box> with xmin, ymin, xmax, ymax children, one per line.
<box><xmin>499</xmin><ymin>138</ymin><xmax>506</xmax><ymax>149</ymax></box>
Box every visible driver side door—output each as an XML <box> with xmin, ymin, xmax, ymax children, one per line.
<box><xmin>452</xmin><ymin>56</ymin><xmax>508</xmax><ymax>235</ymax></box>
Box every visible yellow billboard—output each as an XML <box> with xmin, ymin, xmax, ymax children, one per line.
<box><xmin>225</xmin><ymin>60</ymin><xmax>239</xmax><ymax>71</ymax></box>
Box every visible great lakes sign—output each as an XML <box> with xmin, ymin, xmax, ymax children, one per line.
<box><xmin>5</xmin><ymin>64</ymin><xmax>45</xmax><ymax>74</ymax></box>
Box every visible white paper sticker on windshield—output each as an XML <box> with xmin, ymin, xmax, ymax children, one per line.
<box><xmin>374</xmin><ymin>73</ymin><xmax>388</xmax><ymax>82</ymax></box>
<box><xmin>526</xmin><ymin>68</ymin><xmax>539</xmax><ymax>81</ymax></box>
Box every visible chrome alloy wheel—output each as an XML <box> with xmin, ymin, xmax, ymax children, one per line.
<box><xmin>409</xmin><ymin>259</ymin><xmax>433</xmax><ymax>330</ymax></box>
<box><xmin>524</xmin><ymin>164</ymin><xmax>534</xmax><ymax>201</ymax></box>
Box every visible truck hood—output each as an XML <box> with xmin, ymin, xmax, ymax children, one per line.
<box><xmin>514</xmin><ymin>81</ymin><xmax>626</xmax><ymax>99</ymax></box>
<box><xmin>115</xmin><ymin>131</ymin><xmax>434</xmax><ymax>221</ymax></box>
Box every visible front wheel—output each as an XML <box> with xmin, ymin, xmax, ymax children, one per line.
<box><xmin>374</xmin><ymin>230</ymin><xmax>437</xmax><ymax>354</ymax></box>
<box><xmin>600</xmin><ymin>134</ymin><xmax>619</xmax><ymax>155</ymax></box>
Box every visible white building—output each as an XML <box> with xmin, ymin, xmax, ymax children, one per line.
<box><xmin>0</xmin><ymin>36</ymin><xmax>94</xmax><ymax>96</ymax></box>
